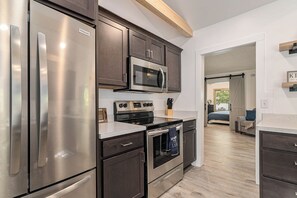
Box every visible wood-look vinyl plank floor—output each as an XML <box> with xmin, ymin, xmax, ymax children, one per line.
<box><xmin>161</xmin><ymin>124</ymin><xmax>259</xmax><ymax>198</ymax></box>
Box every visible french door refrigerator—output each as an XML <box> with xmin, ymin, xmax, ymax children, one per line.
<box><xmin>0</xmin><ymin>0</ymin><xmax>97</xmax><ymax>197</ymax></box>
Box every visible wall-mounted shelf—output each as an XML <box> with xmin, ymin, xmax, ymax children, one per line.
<box><xmin>282</xmin><ymin>82</ymin><xmax>297</xmax><ymax>91</ymax></box>
<box><xmin>279</xmin><ymin>40</ymin><xmax>297</xmax><ymax>52</ymax></box>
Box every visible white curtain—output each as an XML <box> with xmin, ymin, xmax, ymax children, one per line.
<box><xmin>229</xmin><ymin>76</ymin><xmax>245</xmax><ymax>131</ymax></box>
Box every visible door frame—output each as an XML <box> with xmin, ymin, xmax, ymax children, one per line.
<box><xmin>194</xmin><ymin>33</ymin><xmax>265</xmax><ymax>185</ymax></box>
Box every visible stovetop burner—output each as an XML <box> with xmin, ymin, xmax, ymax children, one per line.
<box><xmin>120</xmin><ymin>117</ymin><xmax>182</xmax><ymax>130</ymax></box>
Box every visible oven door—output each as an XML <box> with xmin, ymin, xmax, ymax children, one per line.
<box><xmin>147</xmin><ymin>123</ymin><xmax>183</xmax><ymax>183</ymax></box>
<box><xmin>130</xmin><ymin>57</ymin><xmax>168</xmax><ymax>93</ymax></box>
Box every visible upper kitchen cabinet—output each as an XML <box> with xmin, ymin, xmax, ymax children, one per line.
<box><xmin>166</xmin><ymin>45</ymin><xmax>182</xmax><ymax>92</ymax></box>
<box><xmin>129</xmin><ymin>30</ymin><xmax>165</xmax><ymax>65</ymax></box>
<box><xmin>97</xmin><ymin>15</ymin><xmax>128</xmax><ymax>88</ymax></box>
<box><xmin>43</xmin><ymin>0</ymin><xmax>97</xmax><ymax>22</ymax></box>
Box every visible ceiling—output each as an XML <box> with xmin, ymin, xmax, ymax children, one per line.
<box><xmin>205</xmin><ymin>43</ymin><xmax>256</xmax><ymax>75</ymax></box>
<box><xmin>163</xmin><ymin>0</ymin><xmax>278</xmax><ymax>30</ymax></box>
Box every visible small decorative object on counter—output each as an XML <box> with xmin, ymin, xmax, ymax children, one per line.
<box><xmin>166</xmin><ymin>98</ymin><xmax>173</xmax><ymax>116</ymax></box>
<box><xmin>98</xmin><ymin>108</ymin><xmax>108</xmax><ymax>123</ymax></box>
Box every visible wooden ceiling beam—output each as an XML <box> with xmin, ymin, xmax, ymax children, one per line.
<box><xmin>136</xmin><ymin>0</ymin><xmax>193</xmax><ymax>37</ymax></box>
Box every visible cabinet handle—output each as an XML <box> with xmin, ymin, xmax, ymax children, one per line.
<box><xmin>121</xmin><ymin>142</ymin><xmax>133</xmax><ymax>147</ymax></box>
<box><xmin>295</xmin><ymin>192</ymin><xmax>297</xmax><ymax>196</ymax></box>
<box><xmin>146</xmin><ymin>49</ymin><xmax>151</xmax><ymax>58</ymax></box>
<box><xmin>187</xmin><ymin>125</ymin><xmax>195</xmax><ymax>129</ymax></box>
<box><xmin>295</xmin><ymin>161</ymin><xmax>297</xmax><ymax>166</ymax></box>
<box><xmin>140</xmin><ymin>151</ymin><xmax>145</xmax><ymax>163</ymax></box>
<box><xmin>294</xmin><ymin>143</ymin><xmax>297</xmax><ymax>147</ymax></box>
<box><xmin>150</xmin><ymin>50</ymin><xmax>153</xmax><ymax>59</ymax></box>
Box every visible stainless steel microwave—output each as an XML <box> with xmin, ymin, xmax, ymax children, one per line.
<box><xmin>127</xmin><ymin>57</ymin><xmax>168</xmax><ymax>93</ymax></box>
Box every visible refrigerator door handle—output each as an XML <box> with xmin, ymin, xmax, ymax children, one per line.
<box><xmin>9</xmin><ymin>25</ymin><xmax>22</xmax><ymax>175</ymax></box>
<box><xmin>46</xmin><ymin>175</ymin><xmax>91</xmax><ymax>198</ymax></box>
<box><xmin>37</xmin><ymin>32</ymin><xmax>49</xmax><ymax>168</ymax></box>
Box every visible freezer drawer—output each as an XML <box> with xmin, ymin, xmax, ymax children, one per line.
<box><xmin>22</xmin><ymin>169</ymin><xmax>96</xmax><ymax>198</ymax></box>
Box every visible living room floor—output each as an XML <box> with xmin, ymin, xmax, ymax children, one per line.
<box><xmin>161</xmin><ymin>124</ymin><xmax>259</xmax><ymax>198</ymax></box>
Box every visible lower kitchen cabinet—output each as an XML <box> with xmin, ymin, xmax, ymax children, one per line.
<box><xmin>260</xmin><ymin>131</ymin><xmax>297</xmax><ymax>198</ymax></box>
<box><xmin>183</xmin><ymin>120</ymin><xmax>196</xmax><ymax>168</ymax></box>
<box><xmin>98</xmin><ymin>132</ymin><xmax>145</xmax><ymax>198</ymax></box>
<box><xmin>103</xmin><ymin>148</ymin><xmax>145</xmax><ymax>198</ymax></box>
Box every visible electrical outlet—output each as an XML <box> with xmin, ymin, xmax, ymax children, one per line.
<box><xmin>261</xmin><ymin>99</ymin><xmax>269</xmax><ymax>109</ymax></box>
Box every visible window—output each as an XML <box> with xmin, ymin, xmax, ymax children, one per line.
<box><xmin>214</xmin><ymin>89</ymin><xmax>230</xmax><ymax>111</ymax></box>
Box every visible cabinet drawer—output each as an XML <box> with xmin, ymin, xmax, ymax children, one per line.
<box><xmin>262</xmin><ymin>149</ymin><xmax>297</xmax><ymax>184</ymax></box>
<box><xmin>261</xmin><ymin>131</ymin><xmax>297</xmax><ymax>153</ymax></box>
<box><xmin>262</xmin><ymin>177</ymin><xmax>297</xmax><ymax>198</ymax></box>
<box><xmin>102</xmin><ymin>132</ymin><xmax>144</xmax><ymax>158</ymax></box>
<box><xmin>183</xmin><ymin>120</ymin><xmax>196</xmax><ymax>132</ymax></box>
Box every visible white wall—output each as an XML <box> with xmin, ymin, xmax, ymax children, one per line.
<box><xmin>176</xmin><ymin>0</ymin><xmax>297</xmax><ymax>182</ymax></box>
<box><xmin>206</xmin><ymin>70</ymin><xmax>256</xmax><ymax>110</ymax></box>
<box><xmin>179</xmin><ymin>0</ymin><xmax>297</xmax><ymax>116</ymax></box>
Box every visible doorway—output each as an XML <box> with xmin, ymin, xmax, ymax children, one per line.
<box><xmin>195</xmin><ymin>33</ymin><xmax>265</xmax><ymax>185</ymax></box>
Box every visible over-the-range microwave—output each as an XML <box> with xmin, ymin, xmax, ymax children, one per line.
<box><xmin>116</xmin><ymin>57</ymin><xmax>168</xmax><ymax>93</ymax></box>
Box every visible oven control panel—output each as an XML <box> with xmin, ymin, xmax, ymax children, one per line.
<box><xmin>114</xmin><ymin>100</ymin><xmax>154</xmax><ymax>114</ymax></box>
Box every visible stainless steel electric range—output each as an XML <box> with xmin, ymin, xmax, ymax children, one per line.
<box><xmin>114</xmin><ymin>101</ymin><xmax>184</xmax><ymax>198</ymax></box>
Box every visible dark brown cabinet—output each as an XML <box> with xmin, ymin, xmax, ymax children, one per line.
<box><xmin>103</xmin><ymin>148</ymin><xmax>145</xmax><ymax>198</ymax></box>
<box><xmin>98</xmin><ymin>132</ymin><xmax>145</xmax><ymax>198</ymax></box>
<box><xmin>183</xmin><ymin>120</ymin><xmax>196</xmax><ymax>168</ymax></box>
<box><xmin>166</xmin><ymin>45</ymin><xmax>182</xmax><ymax>92</ymax></box>
<box><xmin>97</xmin><ymin>15</ymin><xmax>128</xmax><ymax>88</ymax></box>
<box><xmin>260</xmin><ymin>131</ymin><xmax>297</xmax><ymax>198</ymax></box>
<box><xmin>129</xmin><ymin>30</ymin><xmax>165</xmax><ymax>65</ymax></box>
<box><xmin>47</xmin><ymin>0</ymin><xmax>96</xmax><ymax>20</ymax></box>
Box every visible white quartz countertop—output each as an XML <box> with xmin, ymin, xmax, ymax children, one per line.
<box><xmin>154</xmin><ymin>110</ymin><xmax>197</xmax><ymax>122</ymax></box>
<box><xmin>257</xmin><ymin>114</ymin><xmax>297</xmax><ymax>135</ymax></box>
<box><xmin>99</xmin><ymin>121</ymin><xmax>146</xmax><ymax>139</ymax></box>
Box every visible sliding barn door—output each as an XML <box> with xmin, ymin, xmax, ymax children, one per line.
<box><xmin>229</xmin><ymin>77</ymin><xmax>245</xmax><ymax>131</ymax></box>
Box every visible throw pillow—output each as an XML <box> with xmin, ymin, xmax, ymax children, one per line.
<box><xmin>246</xmin><ymin>110</ymin><xmax>256</xmax><ymax>121</ymax></box>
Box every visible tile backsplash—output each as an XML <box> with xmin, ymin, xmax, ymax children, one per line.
<box><xmin>98</xmin><ymin>89</ymin><xmax>180</xmax><ymax>115</ymax></box>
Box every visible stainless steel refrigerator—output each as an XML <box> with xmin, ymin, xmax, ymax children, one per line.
<box><xmin>0</xmin><ymin>0</ymin><xmax>96</xmax><ymax>197</ymax></box>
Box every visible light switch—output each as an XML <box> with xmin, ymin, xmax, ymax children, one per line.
<box><xmin>261</xmin><ymin>99</ymin><xmax>269</xmax><ymax>109</ymax></box>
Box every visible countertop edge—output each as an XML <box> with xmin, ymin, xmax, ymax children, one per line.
<box><xmin>98</xmin><ymin>122</ymin><xmax>146</xmax><ymax>139</ymax></box>
<box><xmin>257</xmin><ymin>125</ymin><xmax>297</xmax><ymax>135</ymax></box>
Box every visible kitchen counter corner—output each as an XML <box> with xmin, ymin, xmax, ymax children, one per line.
<box><xmin>257</xmin><ymin>114</ymin><xmax>297</xmax><ymax>135</ymax></box>
<box><xmin>154</xmin><ymin>110</ymin><xmax>198</xmax><ymax>122</ymax></box>
<box><xmin>98</xmin><ymin>121</ymin><xmax>146</xmax><ymax>139</ymax></box>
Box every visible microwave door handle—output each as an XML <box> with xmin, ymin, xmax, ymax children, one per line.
<box><xmin>10</xmin><ymin>25</ymin><xmax>22</xmax><ymax>175</ymax></box>
<box><xmin>37</xmin><ymin>32</ymin><xmax>49</xmax><ymax>168</ymax></box>
<box><xmin>160</xmin><ymin>68</ymin><xmax>165</xmax><ymax>92</ymax></box>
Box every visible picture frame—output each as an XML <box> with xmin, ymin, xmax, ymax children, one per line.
<box><xmin>287</xmin><ymin>71</ymin><xmax>297</xmax><ymax>82</ymax></box>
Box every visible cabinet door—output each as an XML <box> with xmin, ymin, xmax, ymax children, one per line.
<box><xmin>149</xmin><ymin>38</ymin><xmax>165</xmax><ymax>65</ymax></box>
<box><xmin>183</xmin><ymin>130</ymin><xmax>196</xmax><ymax>168</ymax></box>
<box><xmin>98</xmin><ymin>16</ymin><xmax>128</xmax><ymax>87</ymax></box>
<box><xmin>47</xmin><ymin>0</ymin><xmax>96</xmax><ymax>19</ymax></box>
<box><xmin>129</xmin><ymin>30</ymin><xmax>149</xmax><ymax>61</ymax></box>
<box><xmin>103</xmin><ymin>148</ymin><xmax>145</xmax><ymax>198</ymax></box>
<box><xmin>166</xmin><ymin>46</ymin><xmax>182</xmax><ymax>92</ymax></box>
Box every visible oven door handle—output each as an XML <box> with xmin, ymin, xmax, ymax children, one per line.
<box><xmin>148</xmin><ymin>129</ymin><xmax>169</xmax><ymax>137</ymax></box>
<box><xmin>148</xmin><ymin>125</ymin><xmax>182</xmax><ymax>136</ymax></box>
